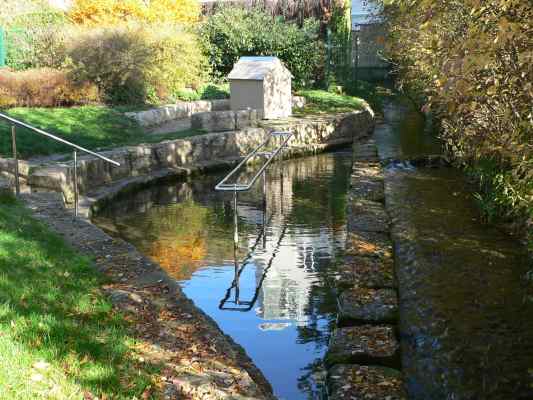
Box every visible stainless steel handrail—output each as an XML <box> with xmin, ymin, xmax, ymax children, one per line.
<box><xmin>215</xmin><ymin>131</ymin><xmax>292</xmax><ymax>192</ymax></box>
<box><xmin>214</xmin><ymin>131</ymin><xmax>292</xmax><ymax>247</ymax></box>
<box><xmin>0</xmin><ymin>113</ymin><xmax>120</xmax><ymax>166</ymax></box>
<box><xmin>0</xmin><ymin>112</ymin><xmax>121</xmax><ymax>218</ymax></box>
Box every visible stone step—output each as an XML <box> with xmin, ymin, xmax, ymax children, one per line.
<box><xmin>347</xmin><ymin>199</ymin><xmax>390</xmax><ymax>233</ymax></box>
<box><xmin>345</xmin><ymin>231</ymin><xmax>393</xmax><ymax>260</ymax></box>
<box><xmin>327</xmin><ymin>364</ymin><xmax>406</xmax><ymax>400</ymax></box>
<box><xmin>337</xmin><ymin>255</ymin><xmax>396</xmax><ymax>289</ymax></box>
<box><xmin>325</xmin><ymin>325</ymin><xmax>400</xmax><ymax>368</ymax></box>
<box><xmin>349</xmin><ymin>178</ymin><xmax>385</xmax><ymax>203</ymax></box>
<box><xmin>352</xmin><ymin>143</ymin><xmax>379</xmax><ymax>162</ymax></box>
<box><xmin>338</xmin><ymin>287</ymin><xmax>399</xmax><ymax>325</ymax></box>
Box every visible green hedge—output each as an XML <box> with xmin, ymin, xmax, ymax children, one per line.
<box><xmin>200</xmin><ymin>7</ymin><xmax>324</xmax><ymax>88</ymax></box>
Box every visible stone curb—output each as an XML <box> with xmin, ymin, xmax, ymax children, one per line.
<box><xmin>325</xmin><ymin>325</ymin><xmax>400</xmax><ymax>368</ymax></box>
<box><xmin>327</xmin><ymin>364</ymin><xmax>407</xmax><ymax>400</ymax></box>
<box><xmin>338</xmin><ymin>287</ymin><xmax>399</xmax><ymax>325</ymax></box>
<box><xmin>325</xmin><ymin>133</ymin><xmax>405</xmax><ymax>398</ymax></box>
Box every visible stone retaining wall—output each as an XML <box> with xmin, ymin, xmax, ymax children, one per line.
<box><xmin>124</xmin><ymin>96</ymin><xmax>307</xmax><ymax>128</ymax></box>
<box><xmin>324</xmin><ymin>136</ymin><xmax>406</xmax><ymax>399</ymax></box>
<box><xmin>0</xmin><ymin>108</ymin><xmax>374</xmax><ymax>211</ymax></box>
<box><xmin>125</xmin><ymin>99</ymin><xmax>231</xmax><ymax>127</ymax></box>
<box><xmin>191</xmin><ymin>109</ymin><xmax>259</xmax><ymax>132</ymax></box>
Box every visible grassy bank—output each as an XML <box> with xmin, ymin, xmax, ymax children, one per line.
<box><xmin>0</xmin><ymin>194</ymin><xmax>159</xmax><ymax>399</ymax></box>
<box><xmin>296</xmin><ymin>90</ymin><xmax>366</xmax><ymax>115</ymax></box>
<box><xmin>0</xmin><ymin>106</ymin><xmax>204</xmax><ymax>159</ymax></box>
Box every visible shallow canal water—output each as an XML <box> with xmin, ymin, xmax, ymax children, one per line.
<box><xmin>93</xmin><ymin>150</ymin><xmax>354</xmax><ymax>399</ymax></box>
<box><xmin>376</xmin><ymin>101</ymin><xmax>533</xmax><ymax>399</ymax></box>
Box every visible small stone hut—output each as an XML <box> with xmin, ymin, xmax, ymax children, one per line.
<box><xmin>228</xmin><ymin>56</ymin><xmax>293</xmax><ymax>119</ymax></box>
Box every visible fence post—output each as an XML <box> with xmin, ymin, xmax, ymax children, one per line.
<box><xmin>0</xmin><ymin>27</ymin><xmax>6</xmax><ymax>67</ymax></box>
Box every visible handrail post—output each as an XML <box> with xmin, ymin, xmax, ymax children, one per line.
<box><xmin>73</xmin><ymin>150</ymin><xmax>78</xmax><ymax>218</ymax></box>
<box><xmin>262</xmin><ymin>171</ymin><xmax>267</xmax><ymax>249</ymax></box>
<box><xmin>233</xmin><ymin>189</ymin><xmax>239</xmax><ymax>247</ymax></box>
<box><xmin>11</xmin><ymin>125</ymin><xmax>20</xmax><ymax>196</ymax></box>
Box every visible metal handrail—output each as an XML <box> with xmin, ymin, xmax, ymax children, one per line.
<box><xmin>0</xmin><ymin>113</ymin><xmax>120</xmax><ymax>166</ymax></box>
<box><xmin>215</xmin><ymin>131</ymin><xmax>292</xmax><ymax>192</ymax></box>
<box><xmin>214</xmin><ymin>130</ymin><xmax>292</xmax><ymax>247</ymax></box>
<box><xmin>0</xmin><ymin>112</ymin><xmax>121</xmax><ymax>218</ymax></box>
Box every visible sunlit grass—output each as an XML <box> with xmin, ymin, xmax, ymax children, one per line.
<box><xmin>0</xmin><ymin>106</ymin><xmax>205</xmax><ymax>158</ymax></box>
<box><xmin>0</xmin><ymin>193</ymin><xmax>159</xmax><ymax>399</ymax></box>
<box><xmin>296</xmin><ymin>90</ymin><xmax>366</xmax><ymax>115</ymax></box>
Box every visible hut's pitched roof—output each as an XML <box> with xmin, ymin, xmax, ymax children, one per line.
<box><xmin>228</xmin><ymin>56</ymin><xmax>292</xmax><ymax>80</ymax></box>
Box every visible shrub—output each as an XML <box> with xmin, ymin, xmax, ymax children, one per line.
<box><xmin>66</xmin><ymin>26</ymin><xmax>154</xmax><ymax>104</ymax></box>
<box><xmin>66</xmin><ymin>25</ymin><xmax>208</xmax><ymax>104</ymax></box>
<box><xmin>173</xmin><ymin>83</ymin><xmax>230</xmax><ymax>102</ymax></box>
<box><xmin>383</xmin><ymin>0</ymin><xmax>532</xmax><ymax>238</ymax></box>
<box><xmin>0</xmin><ymin>68</ymin><xmax>99</xmax><ymax>107</ymax></box>
<box><xmin>200</xmin><ymin>6</ymin><xmax>324</xmax><ymax>88</ymax></box>
<box><xmin>68</xmin><ymin>0</ymin><xmax>200</xmax><ymax>26</ymax></box>
<box><xmin>3</xmin><ymin>8</ymin><xmax>68</xmax><ymax>70</ymax></box>
<box><xmin>145</xmin><ymin>25</ymin><xmax>209</xmax><ymax>101</ymax></box>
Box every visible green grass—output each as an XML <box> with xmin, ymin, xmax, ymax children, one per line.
<box><xmin>0</xmin><ymin>194</ymin><xmax>159</xmax><ymax>399</ymax></box>
<box><xmin>296</xmin><ymin>89</ymin><xmax>366</xmax><ymax>115</ymax></box>
<box><xmin>0</xmin><ymin>106</ymin><xmax>206</xmax><ymax>158</ymax></box>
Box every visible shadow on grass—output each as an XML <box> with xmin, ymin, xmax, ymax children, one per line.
<box><xmin>0</xmin><ymin>197</ymin><xmax>158</xmax><ymax>398</ymax></box>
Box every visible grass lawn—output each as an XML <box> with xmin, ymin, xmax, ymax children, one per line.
<box><xmin>296</xmin><ymin>90</ymin><xmax>366</xmax><ymax>115</ymax></box>
<box><xmin>0</xmin><ymin>194</ymin><xmax>160</xmax><ymax>399</ymax></box>
<box><xmin>0</xmin><ymin>106</ymin><xmax>205</xmax><ymax>159</ymax></box>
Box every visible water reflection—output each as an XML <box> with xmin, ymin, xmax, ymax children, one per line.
<box><xmin>93</xmin><ymin>150</ymin><xmax>353</xmax><ymax>400</ymax></box>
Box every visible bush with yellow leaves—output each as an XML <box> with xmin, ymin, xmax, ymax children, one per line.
<box><xmin>383</xmin><ymin>0</ymin><xmax>532</xmax><ymax>243</ymax></box>
<box><xmin>68</xmin><ymin>0</ymin><xmax>200</xmax><ymax>26</ymax></box>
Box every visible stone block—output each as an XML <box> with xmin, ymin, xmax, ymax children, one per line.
<box><xmin>352</xmin><ymin>143</ymin><xmax>379</xmax><ymax>162</ymax></box>
<box><xmin>347</xmin><ymin>199</ymin><xmax>390</xmax><ymax>233</ymax></box>
<box><xmin>211</xmin><ymin>99</ymin><xmax>231</xmax><ymax>111</ymax></box>
<box><xmin>337</xmin><ymin>255</ymin><xmax>396</xmax><ymax>289</ymax></box>
<box><xmin>191</xmin><ymin>111</ymin><xmax>236</xmax><ymax>132</ymax></box>
<box><xmin>325</xmin><ymin>325</ymin><xmax>399</xmax><ymax>368</ymax></box>
<box><xmin>235</xmin><ymin>109</ymin><xmax>258</xmax><ymax>130</ymax></box>
<box><xmin>338</xmin><ymin>287</ymin><xmax>398</xmax><ymax>324</ymax></box>
<box><xmin>345</xmin><ymin>231</ymin><xmax>393</xmax><ymax>260</ymax></box>
<box><xmin>349</xmin><ymin>178</ymin><xmax>385</xmax><ymax>203</ymax></box>
<box><xmin>327</xmin><ymin>364</ymin><xmax>406</xmax><ymax>400</ymax></box>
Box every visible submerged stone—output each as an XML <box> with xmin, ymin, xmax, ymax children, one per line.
<box><xmin>325</xmin><ymin>325</ymin><xmax>400</xmax><ymax>368</ymax></box>
<box><xmin>337</xmin><ymin>255</ymin><xmax>396</xmax><ymax>289</ymax></box>
<box><xmin>338</xmin><ymin>287</ymin><xmax>398</xmax><ymax>324</ymax></box>
<box><xmin>347</xmin><ymin>199</ymin><xmax>390</xmax><ymax>233</ymax></box>
<box><xmin>349</xmin><ymin>176</ymin><xmax>385</xmax><ymax>203</ymax></box>
<box><xmin>345</xmin><ymin>231</ymin><xmax>393</xmax><ymax>260</ymax></box>
<box><xmin>327</xmin><ymin>364</ymin><xmax>406</xmax><ymax>400</ymax></box>
<box><xmin>352</xmin><ymin>143</ymin><xmax>379</xmax><ymax>162</ymax></box>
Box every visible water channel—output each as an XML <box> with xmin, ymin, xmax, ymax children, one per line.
<box><xmin>93</xmin><ymin>98</ymin><xmax>533</xmax><ymax>399</ymax></box>
<box><xmin>94</xmin><ymin>150</ymin><xmax>354</xmax><ymax>399</ymax></box>
<box><xmin>375</xmin><ymin>100</ymin><xmax>533</xmax><ymax>399</ymax></box>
